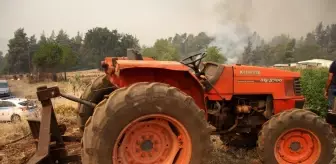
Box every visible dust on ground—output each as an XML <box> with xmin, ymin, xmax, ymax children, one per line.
<box><xmin>0</xmin><ymin>76</ymin><xmax>262</xmax><ymax>164</ymax></box>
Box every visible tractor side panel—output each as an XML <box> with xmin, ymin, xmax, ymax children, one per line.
<box><xmin>232</xmin><ymin>66</ymin><xmax>302</xmax><ymax>99</ymax></box>
<box><xmin>206</xmin><ymin>66</ymin><xmax>234</xmax><ymax>100</ymax></box>
<box><xmin>273</xmin><ymin>99</ymin><xmax>305</xmax><ymax>114</ymax></box>
<box><xmin>232</xmin><ymin>66</ymin><xmax>305</xmax><ymax>114</ymax></box>
<box><xmin>233</xmin><ymin>71</ymin><xmax>286</xmax><ymax>98</ymax></box>
<box><xmin>110</xmin><ymin>68</ymin><xmax>207</xmax><ymax>114</ymax></box>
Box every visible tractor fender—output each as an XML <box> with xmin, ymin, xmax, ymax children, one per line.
<box><xmin>109</xmin><ymin>67</ymin><xmax>207</xmax><ymax>114</ymax></box>
<box><xmin>115</xmin><ymin>60</ymin><xmax>190</xmax><ymax>72</ymax></box>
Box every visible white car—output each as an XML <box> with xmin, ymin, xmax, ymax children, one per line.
<box><xmin>0</xmin><ymin>98</ymin><xmax>37</xmax><ymax>122</ymax></box>
<box><xmin>0</xmin><ymin>80</ymin><xmax>10</xmax><ymax>98</ymax></box>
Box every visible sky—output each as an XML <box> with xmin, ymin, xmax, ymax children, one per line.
<box><xmin>0</xmin><ymin>0</ymin><xmax>336</xmax><ymax>61</ymax></box>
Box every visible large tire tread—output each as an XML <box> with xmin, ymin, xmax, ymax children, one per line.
<box><xmin>77</xmin><ymin>74</ymin><xmax>113</xmax><ymax>131</ymax></box>
<box><xmin>82</xmin><ymin>82</ymin><xmax>212</xmax><ymax>164</ymax></box>
<box><xmin>257</xmin><ymin>109</ymin><xmax>336</xmax><ymax>164</ymax></box>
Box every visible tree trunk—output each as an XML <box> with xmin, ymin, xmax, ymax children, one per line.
<box><xmin>64</xmin><ymin>69</ymin><xmax>67</xmax><ymax>81</ymax></box>
<box><xmin>52</xmin><ymin>71</ymin><xmax>57</xmax><ymax>82</ymax></box>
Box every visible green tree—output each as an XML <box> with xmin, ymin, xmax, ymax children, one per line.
<box><xmin>59</xmin><ymin>45</ymin><xmax>77</xmax><ymax>80</ymax></box>
<box><xmin>48</xmin><ymin>30</ymin><xmax>56</xmax><ymax>42</ymax></box>
<box><xmin>283</xmin><ymin>39</ymin><xmax>296</xmax><ymax>63</ymax></box>
<box><xmin>315</xmin><ymin>22</ymin><xmax>328</xmax><ymax>49</ymax></box>
<box><xmin>170</xmin><ymin>32</ymin><xmax>213</xmax><ymax>57</ymax></box>
<box><xmin>82</xmin><ymin>27</ymin><xmax>139</xmax><ymax>68</ymax></box>
<box><xmin>204</xmin><ymin>46</ymin><xmax>226</xmax><ymax>63</ymax></box>
<box><xmin>38</xmin><ymin>32</ymin><xmax>48</xmax><ymax>45</ymax></box>
<box><xmin>28</xmin><ymin>35</ymin><xmax>38</xmax><ymax>73</ymax></box>
<box><xmin>33</xmin><ymin>42</ymin><xmax>62</xmax><ymax>73</ymax></box>
<box><xmin>83</xmin><ymin>27</ymin><xmax>115</xmax><ymax>68</ymax></box>
<box><xmin>56</xmin><ymin>29</ymin><xmax>71</xmax><ymax>46</ymax></box>
<box><xmin>141</xmin><ymin>46</ymin><xmax>157</xmax><ymax>59</ymax></box>
<box><xmin>0</xmin><ymin>53</ymin><xmax>9</xmax><ymax>74</ymax></box>
<box><xmin>305</xmin><ymin>32</ymin><xmax>317</xmax><ymax>46</ymax></box>
<box><xmin>71</xmin><ymin>32</ymin><xmax>83</xmax><ymax>53</ymax></box>
<box><xmin>142</xmin><ymin>39</ymin><xmax>179</xmax><ymax>61</ymax></box>
<box><xmin>0</xmin><ymin>51</ymin><xmax>4</xmax><ymax>74</ymax></box>
<box><xmin>117</xmin><ymin>34</ymin><xmax>140</xmax><ymax>57</ymax></box>
<box><xmin>328</xmin><ymin>24</ymin><xmax>336</xmax><ymax>53</ymax></box>
<box><xmin>241</xmin><ymin>38</ymin><xmax>253</xmax><ymax>64</ymax></box>
<box><xmin>294</xmin><ymin>43</ymin><xmax>322</xmax><ymax>61</ymax></box>
<box><xmin>83</xmin><ymin>27</ymin><xmax>120</xmax><ymax>57</ymax></box>
<box><xmin>70</xmin><ymin>32</ymin><xmax>84</xmax><ymax>69</ymax></box>
<box><xmin>254</xmin><ymin>44</ymin><xmax>273</xmax><ymax>66</ymax></box>
<box><xmin>7</xmin><ymin>28</ymin><xmax>30</xmax><ymax>73</ymax></box>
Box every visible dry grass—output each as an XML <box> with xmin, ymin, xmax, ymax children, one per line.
<box><xmin>7</xmin><ymin>68</ymin><xmax>99</xmax><ymax>99</ymax></box>
<box><xmin>63</xmin><ymin>69</ymin><xmax>104</xmax><ymax>78</ymax></box>
<box><xmin>0</xmin><ymin>122</ymin><xmax>30</xmax><ymax>146</ymax></box>
<box><xmin>0</xmin><ymin>104</ymin><xmax>79</xmax><ymax>164</ymax></box>
<box><xmin>8</xmin><ymin>80</ymin><xmax>72</xmax><ymax>99</ymax></box>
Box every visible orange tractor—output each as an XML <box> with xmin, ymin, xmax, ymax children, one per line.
<box><xmin>27</xmin><ymin>49</ymin><xmax>335</xmax><ymax>164</ymax></box>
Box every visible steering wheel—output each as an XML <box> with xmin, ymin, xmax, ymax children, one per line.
<box><xmin>180</xmin><ymin>52</ymin><xmax>207</xmax><ymax>74</ymax></box>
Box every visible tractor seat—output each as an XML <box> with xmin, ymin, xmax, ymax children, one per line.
<box><xmin>202</xmin><ymin>62</ymin><xmax>225</xmax><ymax>89</ymax></box>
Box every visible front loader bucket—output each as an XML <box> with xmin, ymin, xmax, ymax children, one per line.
<box><xmin>26</xmin><ymin>86</ymin><xmax>81</xmax><ymax>164</ymax></box>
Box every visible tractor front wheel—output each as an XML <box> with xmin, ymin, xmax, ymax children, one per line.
<box><xmin>81</xmin><ymin>82</ymin><xmax>212</xmax><ymax>164</ymax></box>
<box><xmin>257</xmin><ymin>109</ymin><xmax>336</xmax><ymax>164</ymax></box>
<box><xmin>77</xmin><ymin>74</ymin><xmax>114</xmax><ymax>131</ymax></box>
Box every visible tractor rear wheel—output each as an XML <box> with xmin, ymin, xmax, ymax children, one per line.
<box><xmin>81</xmin><ymin>82</ymin><xmax>212</xmax><ymax>164</ymax></box>
<box><xmin>77</xmin><ymin>74</ymin><xmax>114</xmax><ymax>131</ymax></box>
<box><xmin>257</xmin><ymin>109</ymin><xmax>336</xmax><ymax>164</ymax></box>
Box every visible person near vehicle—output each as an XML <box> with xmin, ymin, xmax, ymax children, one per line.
<box><xmin>325</xmin><ymin>60</ymin><xmax>336</xmax><ymax>112</ymax></box>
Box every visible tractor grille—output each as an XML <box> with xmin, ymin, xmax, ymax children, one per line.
<box><xmin>294</xmin><ymin>78</ymin><xmax>302</xmax><ymax>96</ymax></box>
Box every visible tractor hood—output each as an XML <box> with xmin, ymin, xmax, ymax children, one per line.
<box><xmin>115</xmin><ymin>60</ymin><xmax>190</xmax><ymax>71</ymax></box>
<box><xmin>233</xmin><ymin>64</ymin><xmax>301</xmax><ymax>78</ymax></box>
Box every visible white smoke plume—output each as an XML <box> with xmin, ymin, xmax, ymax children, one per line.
<box><xmin>208</xmin><ymin>0</ymin><xmax>254</xmax><ymax>64</ymax></box>
<box><xmin>207</xmin><ymin>0</ymin><xmax>336</xmax><ymax>64</ymax></box>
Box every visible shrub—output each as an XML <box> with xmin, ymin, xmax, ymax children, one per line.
<box><xmin>299</xmin><ymin>68</ymin><xmax>329</xmax><ymax>116</ymax></box>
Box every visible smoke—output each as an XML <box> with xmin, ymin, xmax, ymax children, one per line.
<box><xmin>208</xmin><ymin>0</ymin><xmax>253</xmax><ymax>64</ymax></box>
<box><xmin>207</xmin><ymin>0</ymin><xmax>336</xmax><ymax>64</ymax></box>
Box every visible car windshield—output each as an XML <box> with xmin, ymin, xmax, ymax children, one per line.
<box><xmin>0</xmin><ymin>82</ymin><xmax>8</xmax><ymax>88</ymax></box>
